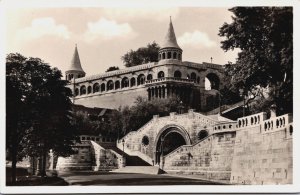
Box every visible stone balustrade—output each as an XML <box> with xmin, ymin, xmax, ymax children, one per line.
<box><xmin>75</xmin><ymin>62</ymin><xmax>158</xmax><ymax>83</ymax></box>
<box><xmin>236</xmin><ymin>112</ymin><xmax>267</xmax><ymax>129</ymax></box>
<box><xmin>261</xmin><ymin>114</ymin><xmax>293</xmax><ymax>133</ymax></box>
<box><xmin>213</xmin><ymin>122</ymin><xmax>237</xmax><ymax>132</ymax></box>
<box><xmin>145</xmin><ymin>77</ymin><xmax>195</xmax><ymax>85</ymax></box>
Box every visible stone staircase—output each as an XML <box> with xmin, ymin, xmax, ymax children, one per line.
<box><xmin>112</xmin><ymin>166</ymin><xmax>163</xmax><ymax>175</ymax></box>
<box><xmin>100</xmin><ymin>142</ymin><xmax>151</xmax><ymax>166</ymax></box>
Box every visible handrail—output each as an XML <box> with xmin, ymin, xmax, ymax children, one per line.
<box><xmin>145</xmin><ymin>77</ymin><xmax>195</xmax><ymax>85</ymax></box>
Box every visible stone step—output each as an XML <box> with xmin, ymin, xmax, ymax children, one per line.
<box><xmin>112</xmin><ymin>166</ymin><xmax>163</xmax><ymax>175</ymax></box>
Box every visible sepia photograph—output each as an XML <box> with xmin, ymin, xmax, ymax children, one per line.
<box><xmin>1</xmin><ymin>0</ymin><xmax>298</xmax><ymax>194</ymax></box>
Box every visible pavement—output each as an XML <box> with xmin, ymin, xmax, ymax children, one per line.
<box><xmin>58</xmin><ymin>171</ymin><xmax>225</xmax><ymax>186</ymax></box>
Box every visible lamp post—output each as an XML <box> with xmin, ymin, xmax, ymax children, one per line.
<box><xmin>160</xmin><ymin>136</ymin><xmax>165</xmax><ymax>169</ymax></box>
<box><xmin>122</xmin><ymin>139</ymin><xmax>125</xmax><ymax>167</ymax></box>
<box><xmin>239</xmin><ymin>88</ymin><xmax>246</xmax><ymax>117</ymax></box>
<box><xmin>218</xmin><ymin>91</ymin><xmax>222</xmax><ymax>115</ymax></box>
<box><xmin>178</xmin><ymin>101</ymin><xmax>184</xmax><ymax>114</ymax></box>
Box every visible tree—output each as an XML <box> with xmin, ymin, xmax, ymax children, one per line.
<box><xmin>219</xmin><ymin>7</ymin><xmax>293</xmax><ymax>115</ymax></box>
<box><xmin>112</xmin><ymin>96</ymin><xmax>182</xmax><ymax>136</ymax></box>
<box><xmin>105</xmin><ymin>66</ymin><xmax>119</xmax><ymax>72</ymax></box>
<box><xmin>6</xmin><ymin>53</ymin><xmax>76</xmax><ymax>182</ymax></box>
<box><xmin>121</xmin><ymin>42</ymin><xmax>160</xmax><ymax>67</ymax></box>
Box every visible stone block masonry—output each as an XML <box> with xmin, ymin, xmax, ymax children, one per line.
<box><xmin>230</xmin><ymin>113</ymin><xmax>293</xmax><ymax>184</ymax></box>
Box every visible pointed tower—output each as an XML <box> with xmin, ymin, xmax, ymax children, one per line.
<box><xmin>65</xmin><ymin>44</ymin><xmax>86</xmax><ymax>81</ymax></box>
<box><xmin>158</xmin><ymin>17</ymin><xmax>182</xmax><ymax>62</ymax></box>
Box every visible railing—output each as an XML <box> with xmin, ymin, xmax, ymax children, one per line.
<box><xmin>116</xmin><ymin>141</ymin><xmax>153</xmax><ymax>165</ymax></box>
<box><xmin>75</xmin><ymin>62</ymin><xmax>158</xmax><ymax>83</ymax></box>
<box><xmin>145</xmin><ymin>77</ymin><xmax>195</xmax><ymax>85</ymax></box>
<box><xmin>236</xmin><ymin>112</ymin><xmax>267</xmax><ymax>129</ymax></box>
<box><xmin>164</xmin><ymin>133</ymin><xmax>215</xmax><ymax>161</ymax></box>
<box><xmin>261</xmin><ymin>114</ymin><xmax>292</xmax><ymax>133</ymax></box>
<box><xmin>213</xmin><ymin>121</ymin><xmax>237</xmax><ymax>132</ymax></box>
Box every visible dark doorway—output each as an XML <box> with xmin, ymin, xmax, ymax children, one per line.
<box><xmin>155</xmin><ymin>128</ymin><xmax>187</xmax><ymax>164</ymax></box>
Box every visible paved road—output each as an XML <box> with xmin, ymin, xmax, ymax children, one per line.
<box><xmin>58</xmin><ymin>171</ymin><xmax>225</xmax><ymax>186</ymax></box>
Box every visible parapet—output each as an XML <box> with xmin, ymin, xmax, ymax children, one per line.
<box><xmin>236</xmin><ymin>112</ymin><xmax>267</xmax><ymax>129</ymax></box>
<box><xmin>261</xmin><ymin>113</ymin><xmax>293</xmax><ymax>133</ymax></box>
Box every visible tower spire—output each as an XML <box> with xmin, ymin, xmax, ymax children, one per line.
<box><xmin>70</xmin><ymin>44</ymin><xmax>84</xmax><ymax>72</ymax></box>
<box><xmin>158</xmin><ymin>17</ymin><xmax>183</xmax><ymax>62</ymax></box>
<box><xmin>161</xmin><ymin>17</ymin><xmax>181</xmax><ymax>49</ymax></box>
<box><xmin>65</xmin><ymin>44</ymin><xmax>86</xmax><ymax>81</ymax></box>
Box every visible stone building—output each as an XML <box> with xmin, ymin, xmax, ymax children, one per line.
<box><xmin>66</xmin><ymin>19</ymin><xmax>224</xmax><ymax>111</ymax></box>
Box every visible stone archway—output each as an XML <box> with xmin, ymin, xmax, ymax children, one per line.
<box><xmin>153</xmin><ymin>125</ymin><xmax>191</xmax><ymax>164</ymax></box>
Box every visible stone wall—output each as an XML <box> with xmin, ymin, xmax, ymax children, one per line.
<box><xmin>90</xmin><ymin>141</ymin><xmax>121</xmax><ymax>171</ymax></box>
<box><xmin>56</xmin><ymin>142</ymin><xmax>93</xmax><ymax>171</ymax></box>
<box><xmin>74</xmin><ymin>86</ymin><xmax>147</xmax><ymax>109</ymax></box>
<box><xmin>163</xmin><ymin>130</ymin><xmax>236</xmax><ymax>181</ymax></box>
<box><xmin>230</xmin><ymin>113</ymin><xmax>293</xmax><ymax>184</ymax></box>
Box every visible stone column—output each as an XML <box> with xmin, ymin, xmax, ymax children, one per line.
<box><xmin>148</xmin><ymin>88</ymin><xmax>151</xmax><ymax>101</ymax></box>
<box><xmin>159</xmin><ymin>87</ymin><xmax>162</xmax><ymax>98</ymax></box>
<box><xmin>162</xmin><ymin>86</ymin><xmax>166</xmax><ymax>98</ymax></box>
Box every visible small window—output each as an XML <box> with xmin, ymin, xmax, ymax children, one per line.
<box><xmin>142</xmin><ymin>136</ymin><xmax>150</xmax><ymax>146</ymax></box>
<box><xmin>198</xmin><ymin>130</ymin><xmax>208</xmax><ymax>140</ymax></box>
<box><xmin>158</xmin><ymin>71</ymin><xmax>165</xmax><ymax>78</ymax></box>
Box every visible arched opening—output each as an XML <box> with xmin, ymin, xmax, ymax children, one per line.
<box><xmin>173</xmin><ymin>52</ymin><xmax>177</xmax><ymax>59</ymax></box>
<box><xmin>130</xmin><ymin>77</ymin><xmax>136</xmax><ymax>87</ymax></box>
<box><xmin>107</xmin><ymin>80</ymin><xmax>114</xmax><ymax>91</ymax></box>
<box><xmin>87</xmin><ymin>86</ymin><xmax>92</xmax><ymax>94</ymax></box>
<box><xmin>162</xmin><ymin>53</ymin><xmax>166</xmax><ymax>59</ymax></box>
<box><xmin>178</xmin><ymin>53</ymin><xmax>181</xmax><ymax>60</ymax></box>
<box><xmin>80</xmin><ymin>85</ymin><xmax>86</xmax><ymax>95</ymax></box>
<box><xmin>121</xmin><ymin>77</ymin><xmax>129</xmax><ymax>88</ymax></box>
<box><xmin>137</xmin><ymin>74</ymin><xmax>145</xmax><ymax>85</ymax></box>
<box><xmin>198</xmin><ymin>130</ymin><xmax>208</xmax><ymax>140</ymax></box>
<box><xmin>174</xmin><ymin>70</ymin><xmax>182</xmax><ymax>78</ymax></box>
<box><xmin>101</xmin><ymin>83</ymin><xmax>105</xmax><ymax>92</ymax></box>
<box><xmin>155</xmin><ymin>126</ymin><xmax>190</xmax><ymax>164</ymax></box>
<box><xmin>75</xmin><ymin>88</ymin><xmax>79</xmax><ymax>96</ymax></box>
<box><xmin>205</xmin><ymin>73</ymin><xmax>220</xmax><ymax>90</ymax></box>
<box><xmin>158</xmin><ymin>71</ymin><xmax>165</xmax><ymax>78</ymax></box>
<box><xmin>93</xmin><ymin>83</ymin><xmax>100</xmax><ymax>93</ymax></box>
<box><xmin>191</xmin><ymin>72</ymin><xmax>197</xmax><ymax>81</ymax></box>
<box><xmin>147</xmin><ymin>74</ymin><xmax>153</xmax><ymax>80</ymax></box>
<box><xmin>115</xmin><ymin>80</ymin><xmax>120</xmax><ymax>89</ymax></box>
<box><xmin>167</xmin><ymin>52</ymin><xmax>171</xmax><ymax>59</ymax></box>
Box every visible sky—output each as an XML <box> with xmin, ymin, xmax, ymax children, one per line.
<box><xmin>5</xmin><ymin>6</ymin><xmax>239</xmax><ymax>76</ymax></box>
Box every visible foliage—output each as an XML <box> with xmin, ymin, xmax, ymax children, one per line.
<box><xmin>219</xmin><ymin>7</ymin><xmax>293</xmax><ymax>115</ymax></box>
<box><xmin>6</xmin><ymin>53</ymin><xmax>76</xmax><ymax>181</ymax></box>
<box><xmin>121</xmin><ymin>42</ymin><xmax>160</xmax><ymax>67</ymax></box>
<box><xmin>219</xmin><ymin>86</ymin><xmax>242</xmax><ymax>105</ymax></box>
<box><xmin>70</xmin><ymin>110</ymin><xmax>117</xmax><ymax>139</ymax></box>
<box><xmin>105</xmin><ymin>66</ymin><xmax>120</xmax><ymax>72</ymax></box>
<box><xmin>113</xmin><ymin>96</ymin><xmax>183</xmax><ymax>136</ymax></box>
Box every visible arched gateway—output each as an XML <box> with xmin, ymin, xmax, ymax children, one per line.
<box><xmin>153</xmin><ymin>125</ymin><xmax>191</xmax><ymax>164</ymax></box>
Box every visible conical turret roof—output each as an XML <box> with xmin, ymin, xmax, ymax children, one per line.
<box><xmin>68</xmin><ymin>45</ymin><xmax>85</xmax><ymax>72</ymax></box>
<box><xmin>161</xmin><ymin>17</ymin><xmax>181</xmax><ymax>49</ymax></box>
